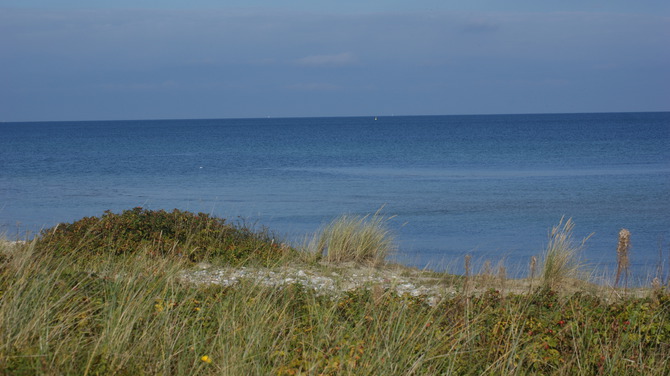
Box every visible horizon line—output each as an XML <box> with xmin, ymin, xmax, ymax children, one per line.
<box><xmin>3</xmin><ymin>110</ymin><xmax>669</xmax><ymax>124</ymax></box>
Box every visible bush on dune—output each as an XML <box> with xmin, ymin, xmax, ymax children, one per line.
<box><xmin>34</xmin><ymin>207</ymin><xmax>291</xmax><ymax>265</ymax></box>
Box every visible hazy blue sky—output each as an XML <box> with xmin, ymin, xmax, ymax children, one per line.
<box><xmin>2</xmin><ymin>1</ymin><xmax>669</xmax><ymax>121</ymax></box>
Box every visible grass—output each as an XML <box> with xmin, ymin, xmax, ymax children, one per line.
<box><xmin>1</xmin><ymin>210</ymin><xmax>669</xmax><ymax>375</ymax></box>
<box><xmin>304</xmin><ymin>210</ymin><xmax>396</xmax><ymax>266</ymax></box>
<box><xmin>540</xmin><ymin>217</ymin><xmax>590</xmax><ymax>290</ymax></box>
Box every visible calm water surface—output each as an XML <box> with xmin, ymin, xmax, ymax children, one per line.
<box><xmin>1</xmin><ymin>113</ymin><xmax>669</xmax><ymax>282</ymax></box>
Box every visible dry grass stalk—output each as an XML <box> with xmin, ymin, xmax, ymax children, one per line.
<box><xmin>464</xmin><ymin>254</ymin><xmax>472</xmax><ymax>295</ymax></box>
<box><xmin>529</xmin><ymin>256</ymin><xmax>537</xmax><ymax>290</ymax></box>
<box><xmin>652</xmin><ymin>277</ymin><xmax>661</xmax><ymax>291</ymax></box>
<box><xmin>497</xmin><ymin>263</ymin><xmax>507</xmax><ymax>295</ymax></box>
<box><xmin>497</xmin><ymin>263</ymin><xmax>506</xmax><ymax>282</ymax></box>
<box><xmin>540</xmin><ymin>217</ymin><xmax>589</xmax><ymax>290</ymax></box>
<box><xmin>615</xmin><ymin>229</ymin><xmax>631</xmax><ymax>288</ymax></box>
<box><xmin>654</xmin><ymin>240</ymin><xmax>667</xmax><ymax>290</ymax></box>
<box><xmin>480</xmin><ymin>259</ymin><xmax>493</xmax><ymax>284</ymax></box>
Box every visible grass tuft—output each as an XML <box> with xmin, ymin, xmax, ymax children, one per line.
<box><xmin>540</xmin><ymin>217</ymin><xmax>590</xmax><ymax>290</ymax></box>
<box><xmin>305</xmin><ymin>210</ymin><xmax>396</xmax><ymax>265</ymax></box>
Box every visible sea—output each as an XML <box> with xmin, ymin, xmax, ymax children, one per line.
<box><xmin>1</xmin><ymin>112</ymin><xmax>669</xmax><ymax>283</ymax></box>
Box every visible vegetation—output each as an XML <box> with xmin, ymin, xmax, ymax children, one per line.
<box><xmin>305</xmin><ymin>210</ymin><xmax>396</xmax><ymax>265</ymax></box>
<box><xmin>34</xmin><ymin>207</ymin><xmax>292</xmax><ymax>266</ymax></box>
<box><xmin>539</xmin><ymin>217</ymin><xmax>590</xmax><ymax>290</ymax></box>
<box><xmin>616</xmin><ymin>228</ymin><xmax>632</xmax><ymax>288</ymax></box>
<box><xmin>0</xmin><ymin>210</ymin><xmax>668</xmax><ymax>375</ymax></box>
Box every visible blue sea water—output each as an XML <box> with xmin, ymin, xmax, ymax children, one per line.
<box><xmin>1</xmin><ymin>112</ymin><xmax>669</xmax><ymax>282</ymax></box>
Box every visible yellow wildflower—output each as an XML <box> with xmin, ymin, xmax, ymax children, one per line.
<box><xmin>201</xmin><ymin>355</ymin><xmax>212</xmax><ymax>364</ymax></box>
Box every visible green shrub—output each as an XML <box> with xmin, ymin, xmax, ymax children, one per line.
<box><xmin>34</xmin><ymin>207</ymin><xmax>291</xmax><ymax>265</ymax></box>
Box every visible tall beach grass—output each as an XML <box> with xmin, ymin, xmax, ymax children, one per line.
<box><xmin>539</xmin><ymin>217</ymin><xmax>591</xmax><ymax>290</ymax></box>
<box><xmin>1</xmin><ymin>211</ymin><xmax>668</xmax><ymax>375</ymax></box>
<box><xmin>304</xmin><ymin>210</ymin><xmax>396</xmax><ymax>265</ymax></box>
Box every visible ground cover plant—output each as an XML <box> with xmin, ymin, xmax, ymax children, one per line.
<box><xmin>1</xmin><ymin>210</ymin><xmax>668</xmax><ymax>375</ymax></box>
<box><xmin>34</xmin><ymin>207</ymin><xmax>292</xmax><ymax>266</ymax></box>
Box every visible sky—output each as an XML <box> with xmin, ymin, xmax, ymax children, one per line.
<box><xmin>1</xmin><ymin>1</ymin><xmax>669</xmax><ymax>121</ymax></box>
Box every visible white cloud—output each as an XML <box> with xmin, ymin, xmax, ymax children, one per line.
<box><xmin>461</xmin><ymin>18</ymin><xmax>500</xmax><ymax>33</ymax></box>
<box><xmin>286</xmin><ymin>82</ymin><xmax>342</xmax><ymax>91</ymax></box>
<box><xmin>294</xmin><ymin>52</ymin><xmax>357</xmax><ymax>67</ymax></box>
<box><xmin>101</xmin><ymin>81</ymin><xmax>178</xmax><ymax>91</ymax></box>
